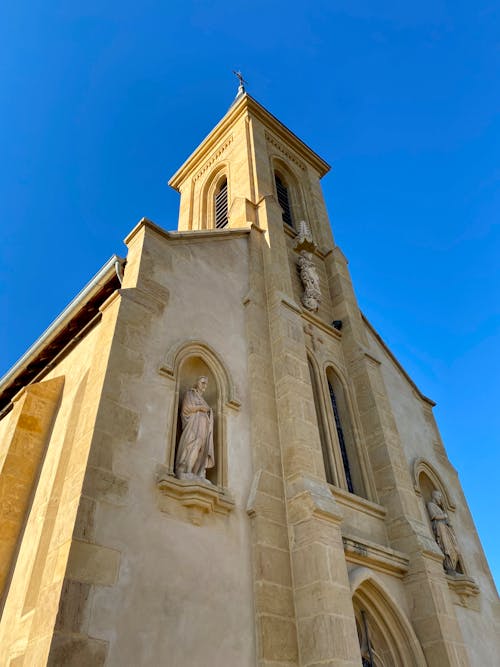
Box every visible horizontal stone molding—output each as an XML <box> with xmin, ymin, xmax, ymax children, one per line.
<box><xmin>343</xmin><ymin>535</ymin><xmax>409</xmax><ymax>578</ymax></box>
<box><xmin>300</xmin><ymin>310</ymin><xmax>342</xmax><ymax>341</ymax></box>
<box><xmin>265</xmin><ymin>131</ymin><xmax>306</xmax><ymax>171</ymax></box>
<box><xmin>278</xmin><ymin>292</ymin><xmax>302</xmax><ymax>315</ymax></box>
<box><xmin>287</xmin><ymin>475</ymin><xmax>343</xmax><ymax>526</ymax></box>
<box><xmin>446</xmin><ymin>573</ymin><xmax>480</xmax><ymax>608</ymax></box>
<box><xmin>156</xmin><ymin>473</ymin><xmax>234</xmax><ymax>526</ymax></box>
<box><xmin>193</xmin><ymin>135</ymin><xmax>233</xmax><ymax>183</ymax></box>
<box><xmin>330</xmin><ymin>485</ymin><xmax>386</xmax><ymax>520</ymax></box>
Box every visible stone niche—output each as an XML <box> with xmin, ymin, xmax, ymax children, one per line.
<box><xmin>157</xmin><ymin>342</ymin><xmax>239</xmax><ymax>525</ymax></box>
<box><xmin>413</xmin><ymin>458</ymin><xmax>479</xmax><ymax>607</ymax></box>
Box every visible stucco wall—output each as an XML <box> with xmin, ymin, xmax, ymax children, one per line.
<box><xmin>63</xmin><ymin>226</ymin><xmax>256</xmax><ymax>667</ymax></box>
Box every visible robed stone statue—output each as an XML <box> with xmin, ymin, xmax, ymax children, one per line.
<box><xmin>427</xmin><ymin>490</ymin><xmax>460</xmax><ymax>573</ymax></box>
<box><xmin>175</xmin><ymin>376</ymin><xmax>215</xmax><ymax>482</ymax></box>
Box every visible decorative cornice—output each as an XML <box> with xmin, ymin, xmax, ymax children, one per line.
<box><xmin>169</xmin><ymin>94</ymin><xmax>330</xmax><ymax>190</ymax></box>
<box><xmin>343</xmin><ymin>535</ymin><xmax>409</xmax><ymax>578</ymax></box>
<box><xmin>330</xmin><ymin>486</ymin><xmax>386</xmax><ymax>520</ymax></box>
<box><xmin>300</xmin><ymin>310</ymin><xmax>342</xmax><ymax>341</ymax></box>
<box><xmin>446</xmin><ymin>573</ymin><xmax>480</xmax><ymax>607</ymax></box>
<box><xmin>192</xmin><ymin>135</ymin><xmax>233</xmax><ymax>183</ymax></box>
<box><xmin>265</xmin><ymin>131</ymin><xmax>306</xmax><ymax>171</ymax></box>
<box><xmin>156</xmin><ymin>473</ymin><xmax>234</xmax><ymax>526</ymax></box>
<box><xmin>124</xmin><ymin>217</ymin><xmax>251</xmax><ymax>246</ymax></box>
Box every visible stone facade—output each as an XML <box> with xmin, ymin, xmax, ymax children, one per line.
<box><xmin>0</xmin><ymin>93</ymin><xmax>498</xmax><ymax>666</ymax></box>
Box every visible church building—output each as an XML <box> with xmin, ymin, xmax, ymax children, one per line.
<box><xmin>0</xmin><ymin>85</ymin><xmax>498</xmax><ymax>666</ymax></box>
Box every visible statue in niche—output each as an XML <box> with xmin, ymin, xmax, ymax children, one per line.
<box><xmin>297</xmin><ymin>250</ymin><xmax>321</xmax><ymax>312</ymax></box>
<box><xmin>427</xmin><ymin>490</ymin><xmax>460</xmax><ymax>573</ymax></box>
<box><xmin>175</xmin><ymin>376</ymin><xmax>215</xmax><ymax>483</ymax></box>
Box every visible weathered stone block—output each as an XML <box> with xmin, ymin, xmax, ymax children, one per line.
<box><xmin>66</xmin><ymin>540</ymin><xmax>121</xmax><ymax>586</ymax></box>
<box><xmin>255</xmin><ymin>544</ymin><xmax>293</xmax><ymax>588</ymax></box>
<box><xmin>260</xmin><ymin>615</ymin><xmax>298</xmax><ymax>662</ymax></box>
<box><xmin>48</xmin><ymin>634</ymin><xmax>108</xmax><ymax>667</ymax></box>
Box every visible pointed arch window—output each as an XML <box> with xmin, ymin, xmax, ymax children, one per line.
<box><xmin>308</xmin><ymin>358</ymin><xmax>335</xmax><ymax>485</ymax></box>
<box><xmin>274</xmin><ymin>173</ymin><xmax>294</xmax><ymax>228</ymax></box>
<box><xmin>325</xmin><ymin>368</ymin><xmax>367</xmax><ymax>498</ymax></box>
<box><xmin>328</xmin><ymin>380</ymin><xmax>354</xmax><ymax>493</ymax></box>
<box><xmin>214</xmin><ymin>177</ymin><xmax>228</xmax><ymax>229</ymax></box>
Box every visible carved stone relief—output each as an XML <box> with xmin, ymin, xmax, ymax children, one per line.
<box><xmin>297</xmin><ymin>251</ymin><xmax>321</xmax><ymax>312</ymax></box>
<box><xmin>294</xmin><ymin>221</ymin><xmax>322</xmax><ymax>312</ymax></box>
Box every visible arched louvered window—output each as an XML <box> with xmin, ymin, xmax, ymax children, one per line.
<box><xmin>274</xmin><ymin>173</ymin><xmax>293</xmax><ymax>227</ymax></box>
<box><xmin>214</xmin><ymin>177</ymin><xmax>228</xmax><ymax>229</ymax></box>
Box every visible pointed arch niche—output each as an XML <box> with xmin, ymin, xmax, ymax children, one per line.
<box><xmin>157</xmin><ymin>341</ymin><xmax>239</xmax><ymax>523</ymax></box>
<box><xmin>350</xmin><ymin>569</ymin><xmax>427</xmax><ymax>667</ymax></box>
<box><xmin>413</xmin><ymin>458</ymin><xmax>468</xmax><ymax>576</ymax></box>
<box><xmin>413</xmin><ymin>458</ymin><xmax>480</xmax><ymax>603</ymax></box>
<box><xmin>200</xmin><ymin>164</ymin><xmax>230</xmax><ymax>230</ymax></box>
<box><xmin>412</xmin><ymin>457</ymin><xmax>455</xmax><ymax>511</ymax></box>
<box><xmin>272</xmin><ymin>158</ymin><xmax>306</xmax><ymax>230</ymax></box>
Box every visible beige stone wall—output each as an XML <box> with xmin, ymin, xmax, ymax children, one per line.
<box><xmin>0</xmin><ymin>320</ymin><xmax>110</xmax><ymax>666</ymax></box>
<box><xmin>49</xmin><ymin>223</ymin><xmax>257</xmax><ymax>667</ymax></box>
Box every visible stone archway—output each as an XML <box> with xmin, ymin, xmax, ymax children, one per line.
<box><xmin>350</xmin><ymin>568</ymin><xmax>427</xmax><ymax>667</ymax></box>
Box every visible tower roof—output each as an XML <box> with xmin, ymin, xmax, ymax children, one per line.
<box><xmin>168</xmin><ymin>93</ymin><xmax>330</xmax><ymax>191</ymax></box>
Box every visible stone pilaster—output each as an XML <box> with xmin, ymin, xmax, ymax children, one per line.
<box><xmin>246</xmin><ymin>226</ymin><xmax>298</xmax><ymax>666</ymax></box>
<box><xmin>248</xmin><ymin>128</ymin><xmax>361</xmax><ymax>663</ymax></box>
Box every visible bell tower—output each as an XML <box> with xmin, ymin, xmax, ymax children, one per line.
<box><xmin>169</xmin><ymin>91</ymin><xmax>332</xmax><ymax>243</ymax></box>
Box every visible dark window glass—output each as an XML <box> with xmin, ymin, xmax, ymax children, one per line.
<box><xmin>328</xmin><ymin>381</ymin><xmax>354</xmax><ymax>493</ymax></box>
<box><xmin>275</xmin><ymin>174</ymin><xmax>293</xmax><ymax>227</ymax></box>
<box><xmin>214</xmin><ymin>178</ymin><xmax>228</xmax><ymax>229</ymax></box>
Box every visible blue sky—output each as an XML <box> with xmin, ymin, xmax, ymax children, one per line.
<box><xmin>1</xmin><ymin>2</ymin><xmax>498</xmax><ymax>587</ymax></box>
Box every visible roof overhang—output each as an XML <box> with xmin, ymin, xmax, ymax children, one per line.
<box><xmin>0</xmin><ymin>256</ymin><xmax>124</xmax><ymax>416</ymax></box>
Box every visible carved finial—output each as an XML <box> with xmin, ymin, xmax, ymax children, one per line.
<box><xmin>293</xmin><ymin>220</ymin><xmax>317</xmax><ymax>254</ymax></box>
<box><xmin>233</xmin><ymin>70</ymin><xmax>247</xmax><ymax>97</ymax></box>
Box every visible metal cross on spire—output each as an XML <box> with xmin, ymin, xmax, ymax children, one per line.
<box><xmin>232</xmin><ymin>70</ymin><xmax>247</xmax><ymax>96</ymax></box>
